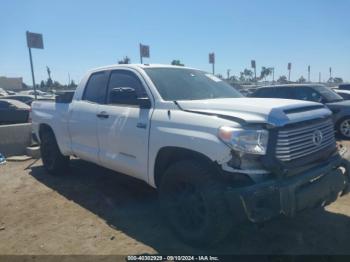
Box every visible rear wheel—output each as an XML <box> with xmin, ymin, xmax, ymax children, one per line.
<box><xmin>158</xmin><ymin>160</ymin><xmax>233</xmax><ymax>247</ymax></box>
<box><xmin>40</xmin><ymin>130</ymin><xmax>69</xmax><ymax>175</ymax></box>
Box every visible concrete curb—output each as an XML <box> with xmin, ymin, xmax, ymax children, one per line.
<box><xmin>0</xmin><ymin>123</ymin><xmax>32</xmax><ymax>157</ymax></box>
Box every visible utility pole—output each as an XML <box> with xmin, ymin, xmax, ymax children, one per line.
<box><xmin>227</xmin><ymin>69</ymin><xmax>231</xmax><ymax>80</ymax></box>
<box><xmin>308</xmin><ymin>65</ymin><xmax>311</xmax><ymax>82</ymax></box>
<box><xmin>329</xmin><ymin>67</ymin><xmax>332</xmax><ymax>80</ymax></box>
<box><xmin>272</xmin><ymin>67</ymin><xmax>275</xmax><ymax>83</ymax></box>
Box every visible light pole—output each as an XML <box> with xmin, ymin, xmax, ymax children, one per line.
<box><xmin>288</xmin><ymin>63</ymin><xmax>292</xmax><ymax>82</ymax></box>
<box><xmin>209</xmin><ymin>53</ymin><xmax>215</xmax><ymax>74</ymax></box>
<box><xmin>251</xmin><ymin>60</ymin><xmax>257</xmax><ymax>83</ymax></box>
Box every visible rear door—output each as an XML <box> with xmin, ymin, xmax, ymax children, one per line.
<box><xmin>69</xmin><ymin>71</ymin><xmax>109</xmax><ymax>164</ymax></box>
<box><xmin>97</xmin><ymin>69</ymin><xmax>152</xmax><ymax>181</ymax></box>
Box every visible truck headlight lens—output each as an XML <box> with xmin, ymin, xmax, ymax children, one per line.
<box><xmin>218</xmin><ymin>127</ymin><xmax>269</xmax><ymax>155</ymax></box>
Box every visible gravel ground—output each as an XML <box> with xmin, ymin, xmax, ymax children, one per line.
<box><xmin>1</xmin><ymin>146</ymin><xmax>350</xmax><ymax>255</ymax></box>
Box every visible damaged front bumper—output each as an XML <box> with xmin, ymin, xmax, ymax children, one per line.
<box><xmin>225</xmin><ymin>152</ymin><xmax>350</xmax><ymax>224</ymax></box>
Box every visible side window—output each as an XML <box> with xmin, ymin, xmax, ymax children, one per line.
<box><xmin>83</xmin><ymin>71</ymin><xmax>108</xmax><ymax>104</ymax></box>
<box><xmin>0</xmin><ymin>101</ymin><xmax>9</xmax><ymax>109</ymax></box>
<box><xmin>274</xmin><ymin>87</ymin><xmax>292</xmax><ymax>99</ymax></box>
<box><xmin>292</xmin><ymin>87</ymin><xmax>322</xmax><ymax>102</ymax></box>
<box><xmin>107</xmin><ymin>70</ymin><xmax>147</xmax><ymax>105</ymax></box>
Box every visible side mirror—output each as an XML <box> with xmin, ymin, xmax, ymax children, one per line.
<box><xmin>110</xmin><ymin>87</ymin><xmax>138</xmax><ymax>105</ymax></box>
<box><xmin>109</xmin><ymin>87</ymin><xmax>151</xmax><ymax>108</ymax></box>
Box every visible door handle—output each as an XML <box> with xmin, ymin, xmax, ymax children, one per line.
<box><xmin>97</xmin><ymin>111</ymin><xmax>109</xmax><ymax>119</ymax></box>
<box><xmin>136</xmin><ymin>122</ymin><xmax>147</xmax><ymax>129</ymax></box>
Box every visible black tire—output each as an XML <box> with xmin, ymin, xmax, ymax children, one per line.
<box><xmin>40</xmin><ymin>130</ymin><xmax>70</xmax><ymax>175</ymax></box>
<box><xmin>158</xmin><ymin>160</ymin><xmax>233</xmax><ymax>247</ymax></box>
<box><xmin>336</xmin><ymin>117</ymin><xmax>350</xmax><ymax>140</ymax></box>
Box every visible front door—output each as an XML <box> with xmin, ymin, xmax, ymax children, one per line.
<box><xmin>97</xmin><ymin>69</ymin><xmax>152</xmax><ymax>182</ymax></box>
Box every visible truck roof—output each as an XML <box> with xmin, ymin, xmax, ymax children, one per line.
<box><xmin>89</xmin><ymin>64</ymin><xmax>199</xmax><ymax>73</ymax></box>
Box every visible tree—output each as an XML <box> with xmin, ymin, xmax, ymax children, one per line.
<box><xmin>46</xmin><ymin>78</ymin><xmax>53</xmax><ymax>88</ymax></box>
<box><xmin>52</xmin><ymin>81</ymin><xmax>61</xmax><ymax>89</ymax></box>
<box><xmin>118</xmin><ymin>56</ymin><xmax>131</xmax><ymax>64</ymax></box>
<box><xmin>260</xmin><ymin>67</ymin><xmax>273</xmax><ymax>81</ymax></box>
<box><xmin>239</xmin><ymin>69</ymin><xmax>253</xmax><ymax>82</ymax></box>
<box><xmin>277</xmin><ymin>75</ymin><xmax>288</xmax><ymax>84</ymax></box>
<box><xmin>69</xmin><ymin>80</ymin><xmax>77</xmax><ymax>89</ymax></box>
<box><xmin>229</xmin><ymin>75</ymin><xmax>238</xmax><ymax>82</ymax></box>
<box><xmin>40</xmin><ymin>80</ymin><xmax>45</xmax><ymax>90</ymax></box>
<box><xmin>239</xmin><ymin>72</ymin><xmax>246</xmax><ymax>82</ymax></box>
<box><xmin>333</xmin><ymin>77</ymin><xmax>343</xmax><ymax>84</ymax></box>
<box><xmin>297</xmin><ymin>76</ymin><xmax>306</xmax><ymax>83</ymax></box>
<box><xmin>171</xmin><ymin>60</ymin><xmax>185</xmax><ymax>66</ymax></box>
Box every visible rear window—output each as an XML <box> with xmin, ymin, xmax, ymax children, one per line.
<box><xmin>83</xmin><ymin>72</ymin><xmax>108</xmax><ymax>104</ymax></box>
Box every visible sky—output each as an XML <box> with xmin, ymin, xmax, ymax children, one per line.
<box><xmin>1</xmin><ymin>0</ymin><xmax>350</xmax><ymax>85</ymax></box>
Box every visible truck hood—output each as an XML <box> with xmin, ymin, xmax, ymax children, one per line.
<box><xmin>177</xmin><ymin>98</ymin><xmax>332</xmax><ymax>127</ymax></box>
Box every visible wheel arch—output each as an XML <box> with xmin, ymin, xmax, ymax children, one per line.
<box><xmin>153</xmin><ymin>146</ymin><xmax>219</xmax><ymax>188</ymax></box>
<box><xmin>38</xmin><ymin>123</ymin><xmax>55</xmax><ymax>141</ymax></box>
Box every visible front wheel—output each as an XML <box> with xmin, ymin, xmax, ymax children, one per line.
<box><xmin>337</xmin><ymin>117</ymin><xmax>350</xmax><ymax>139</ymax></box>
<box><xmin>158</xmin><ymin>160</ymin><xmax>233</xmax><ymax>247</ymax></box>
<box><xmin>40</xmin><ymin>130</ymin><xmax>70</xmax><ymax>175</ymax></box>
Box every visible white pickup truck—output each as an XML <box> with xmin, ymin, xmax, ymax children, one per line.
<box><xmin>32</xmin><ymin>64</ymin><xmax>349</xmax><ymax>246</ymax></box>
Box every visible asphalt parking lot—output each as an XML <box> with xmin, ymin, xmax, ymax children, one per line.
<box><xmin>1</xmin><ymin>145</ymin><xmax>350</xmax><ymax>255</ymax></box>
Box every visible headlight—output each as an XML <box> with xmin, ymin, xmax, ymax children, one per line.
<box><xmin>218</xmin><ymin>126</ymin><xmax>269</xmax><ymax>155</ymax></box>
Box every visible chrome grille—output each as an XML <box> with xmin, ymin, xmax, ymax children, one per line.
<box><xmin>275</xmin><ymin>119</ymin><xmax>336</xmax><ymax>162</ymax></box>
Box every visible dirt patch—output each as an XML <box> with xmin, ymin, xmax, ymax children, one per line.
<box><xmin>1</xmin><ymin>155</ymin><xmax>350</xmax><ymax>255</ymax></box>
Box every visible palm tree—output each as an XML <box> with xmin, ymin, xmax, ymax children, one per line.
<box><xmin>260</xmin><ymin>67</ymin><xmax>273</xmax><ymax>81</ymax></box>
<box><xmin>242</xmin><ymin>69</ymin><xmax>253</xmax><ymax>81</ymax></box>
<box><xmin>171</xmin><ymin>60</ymin><xmax>184</xmax><ymax>66</ymax></box>
<box><xmin>118</xmin><ymin>56</ymin><xmax>131</xmax><ymax>64</ymax></box>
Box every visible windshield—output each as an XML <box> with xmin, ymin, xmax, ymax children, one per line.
<box><xmin>312</xmin><ymin>85</ymin><xmax>344</xmax><ymax>103</ymax></box>
<box><xmin>144</xmin><ymin>68</ymin><xmax>242</xmax><ymax>101</ymax></box>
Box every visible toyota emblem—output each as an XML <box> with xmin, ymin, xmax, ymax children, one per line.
<box><xmin>312</xmin><ymin>130</ymin><xmax>323</xmax><ymax>146</ymax></box>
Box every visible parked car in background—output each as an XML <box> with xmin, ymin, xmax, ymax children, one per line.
<box><xmin>337</xmin><ymin>84</ymin><xmax>350</xmax><ymax>91</ymax></box>
<box><xmin>251</xmin><ymin>84</ymin><xmax>350</xmax><ymax>139</ymax></box>
<box><xmin>0</xmin><ymin>88</ymin><xmax>7</xmax><ymax>97</ymax></box>
<box><xmin>20</xmin><ymin>90</ymin><xmax>54</xmax><ymax>98</ymax></box>
<box><xmin>5</xmin><ymin>90</ymin><xmax>16</xmax><ymax>95</ymax></box>
<box><xmin>334</xmin><ymin>89</ymin><xmax>350</xmax><ymax>100</ymax></box>
<box><xmin>0</xmin><ymin>99</ymin><xmax>30</xmax><ymax>125</ymax></box>
<box><xmin>0</xmin><ymin>95</ymin><xmax>35</xmax><ymax>106</ymax></box>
